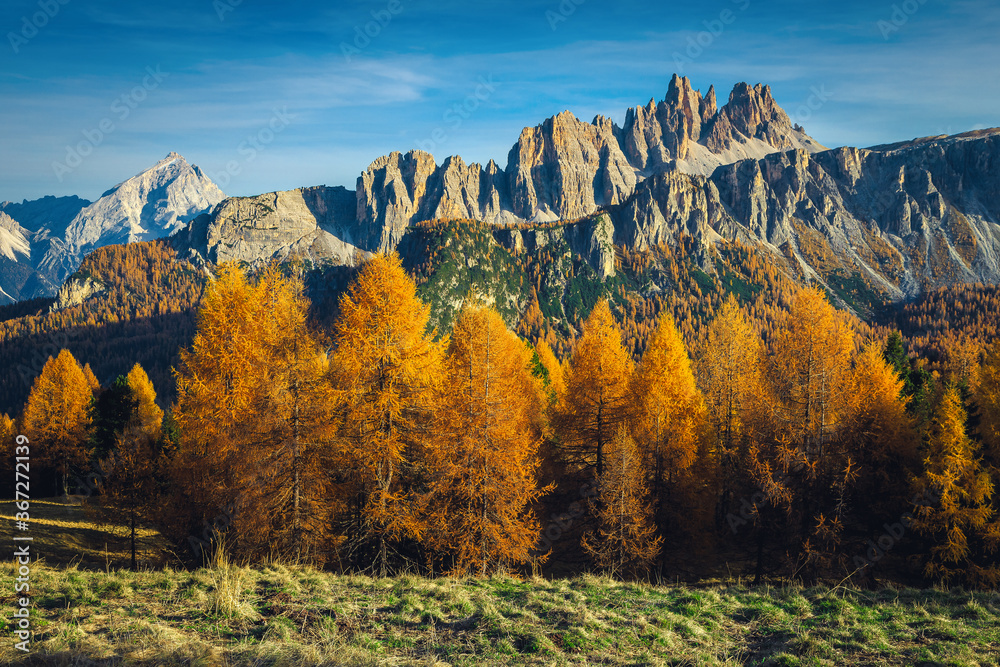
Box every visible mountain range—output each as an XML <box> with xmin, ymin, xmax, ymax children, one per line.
<box><xmin>0</xmin><ymin>153</ymin><xmax>223</xmax><ymax>305</ymax></box>
<box><xmin>4</xmin><ymin>74</ymin><xmax>1000</xmax><ymax>320</ymax></box>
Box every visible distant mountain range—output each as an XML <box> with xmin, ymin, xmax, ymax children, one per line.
<box><xmin>0</xmin><ymin>153</ymin><xmax>223</xmax><ymax>305</ymax></box>
<box><xmin>4</xmin><ymin>74</ymin><xmax>1000</xmax><ymax>318</ymax></box>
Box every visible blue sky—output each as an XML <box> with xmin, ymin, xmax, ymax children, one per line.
<box><xmin>1</xmin><ymin>0</ymin><xmax>998</xmax><ymax>202</ymax></box>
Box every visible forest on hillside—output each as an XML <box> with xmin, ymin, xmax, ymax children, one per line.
<box><xmin>3</xmin><ymin>251</ymin><xmax>1000</xmax><ymax>588</ymax></box>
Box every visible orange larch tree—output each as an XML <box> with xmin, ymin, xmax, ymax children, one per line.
<box><xmin>96</xmin><ymin>363</ymin><xmax>166</xmax><ymax>570</ymax></box>
<box><xmin>554</xmin><ymin>300</ymin><xmax>633</xmax><ymax>480</ymax></box>
<box><xmin>171</xmin><ymin>264</ymin><xmax>337</xmax><ymax>563</ymax></box>
<box><xmin>698</xmin><ymin>295</ymin><xmax>769</xmax><ymax>524</ymax></box>
<box><xmin>755</xmin><ymin>287</ymin><xmax>858</xmax><ymax>578</ymax></box>
<box><xmin>976</xmin><ymin>340</ymin><xmax>1000</xmax><ymax>467</ymax></box>
<box><xmin>630</xmin><ymin>312</ymin><xmax>710</xmax><ymax>556</ymax></box>
<box><xmin>21</xmin><ymin>349</ymin><xmax>94</xmax><ymax>496</ymax></box>
<box><xmin>535</xmin><ymin>339</ymin><xmax>565</xmax><ymax>402</ymax></box>
<box><xmin>425</xmin><ymin>303</ymin><xmax>550</xmax><ymax>575</ymax></box>
<box><xmin>841</xmin><ymin>343</ymin><xmax>917</xmax><ymax>527</ymax></box>
<box><xmin>581</xmin><ymin>426</ymin><xmax>662</xmax><ymax>578</ymax></box>
<box><xmin>330</xmin><ymin>253</ymin><xmax>445</xmax><ymax>575</ymax></box>
<box><xmin>911</xmin><ymin>384</ymin><xmax>1000</xmax><ymax>588</ymax></box>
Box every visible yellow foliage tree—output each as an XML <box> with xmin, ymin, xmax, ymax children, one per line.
<box><xmin>535</xmin><ymin>339</ymin><xmax>565</xmax><ymax>400</ymax></box>
<box><xmin>769</xmin><ymin>287</ymin><xmax>855</xmax><ymax>458</ymax></box>
<box><xmin>582</xmin><ymin>426</ymin><xmax>662</xmax><ymax>577</ymax></box>
<box><xmin>126</xmin><ymin>363</ymin><xmax>164</xmax><ymax>442</ymax></box>
<box><xmin>911</xmin><ymin>384</ymin><xmax>1000</xmax><ymax>587</ymax></box>
<box><xmin>172</xmin><ymin>264</ymin><xmax>337</xmax><ymax>563</ymax></box>
<box><xmin>750</xmin><ymin>287</ymin><xmax>858</xmax><ymax>578</ymax></box>
<box><xmin>698</xmin><ymin>295</ymin><xmax>769</xmax><ymax>515</ymax></box>
<box><xmin>0</xmin><ymin>412</ymin><xmax>14</xmax><ymax>484</ymax></box>
<box><xmin>21</xmin><ymin>349</ymin><xmax>94</xmax><ymax>496</ymax></box>
<box><xmin>842</xmin><ymin>343</ymin><xmax>916</xmax><ymax>498</ymax></box>
<box><xmin>98</xmin><ymin>363</ymin><xmax>165</xmax><ymax>570</ymax></box>
<box><xmin>0</xmin><ymin>413</ymin><xmax>12</xmax><ymax>447</ymax></box>
<box><xmin>631</xmin><ymin>313</ymin><xmax>710</xmax><ymax>551</ymax></box>
<box><xmin>83</xmin><ymin>363</ymin><xmax>100</xmax><ymax>392</ymax></box>
<box><xmin>555</xmin><ymin>300</ymin><xmax>633</xmax><ymax>480</ymax></box>
<box><xmin>330</xmin><ymin>253</ymin><xmax>445</xmax><ymax>574</ymax></box>
<box><xmin>426</xmin><ymin>303</ymin><xmax>550</xmax><ymax>575</ymax></box>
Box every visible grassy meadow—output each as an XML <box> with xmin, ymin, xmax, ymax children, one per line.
<box><xmin>2</xmin><ymin>499</ymin><xmax>1000</xmax><ymax>666</ymax></box>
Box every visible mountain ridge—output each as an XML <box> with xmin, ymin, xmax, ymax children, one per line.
<box><xmin>0</xmin><ymin>154</ymin><xmax>224</xmax><ymax>304</ymax></box>
<box><xmin>5</xmin><ymin>75</ymin><xmax>1000</xmax><ymax>319</ymax></box>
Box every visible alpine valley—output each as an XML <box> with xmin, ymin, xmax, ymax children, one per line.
<box><xmin>3</xmin><ymin>74</ymin><xmax>1000</xmax><ymax>414</ymax></box>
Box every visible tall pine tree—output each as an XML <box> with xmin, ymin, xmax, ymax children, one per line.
<box><xmin>330</xmin><ymin>253</ymin><xmax>445</xmax><ymax>574</ymax></box>
<box><xmin>425</xmin><ymin>303</ymin><xmax>550</xmax><ymax>575</ymax></box>
<box><xmin>21</xmin><ymin>350</ymin><xmax>94</xmax><ymax>496</ymax></box>
<box><xmin>554</xmin><ymin>300</ymin><xmax>633</xmax><ymax>480</ymax></box>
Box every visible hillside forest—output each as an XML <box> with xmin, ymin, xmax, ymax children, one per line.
<box><xmin>3</xmin><ymin>242</ymin><xmax>1000</xmax><ymax>589</ymax></box>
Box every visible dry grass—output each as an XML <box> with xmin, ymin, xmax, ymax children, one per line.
<box><xmin>1</xmin><ymin>561</ymin><xmax>999</xmax><ymax>666</ymax></box>
<box><xmin>2</xmin><ymin>502</ymin><xmax>998</xmax><ymax>665</ymax></box>
<box><xmin>0</xmin><ymin>497</ymin><xmax>172</xmax><ymax>570</ymax></box>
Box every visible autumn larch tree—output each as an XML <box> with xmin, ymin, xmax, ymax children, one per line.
<box><xmin>534</xmin><ymin>339</ymin><xmax>566</xmax><ymax>402</ymax></box>
<box><xmin>0</xmin><ymin>413</ymin><xmax>14</xmax><ymax>495</ymax></box>
<box><xmin>330</xmin><ymin>253</ymin><xmax>445</xmax><ymax>575</ymax></box>
<box><xmin>172</xmin><ymin>264</ymin><xmax>338</xmax><ymax>564</ymax></box>
<box><xmin>840</xmin><ymin>344</ymin><xmax>917</xmax><ymax>538</ymax></box>
<box><xmin>83</xmin><ymin>363</ymin><xmax>100</xmax><ymax>393</ymax></box>
<box><xmin>94</xmin><ymin>363</ymin><xmax>166</xmax><ymax>570</ymax></box>
<box><xmin>911</xmin><ymin>384</ymin><xmax>1000</xmax><ymax>588</ymax></box>
<box><xmin>698</xmin><ymin>295</ymin><xmax>769</xmax><ymax>529</ymax></box>
<box><xmin>757</xmin><ymin>287</ymin><xmax>857</xmax><ymax>579</ymax></box>
<box><xmin>127</xmin><ymin>363</ymin><xmax>164</xmax><ymax>441</ymax></box>
<box><xmin>581</xmin><ymin>426</ymin><xmax>662</xmax><ymax>578</ymax></box>
<box><xmin>769</xmin><ymin>287</ymin><xmax>855</xmax><ymax>461</ymax></box>
<box><xmin>21</xmin><ymin>349</ymin><xmax>94</xmax><ymax>496</ymax></box>
<box><xmin>425</xmin><ymin>303</ymin><xmax>550</xmax><ymax>575</ymax></box>
<box><xmin>0</xmin><ymin>413</ymin><xmax>13</xmax><ymax>450</ymax></box>
<box><xmin>631</xmin><ymin>312</ymin><xmax>710</xmax><ymax>560</ymax></box>
<box><xmin>554</xmin><ymin>300</ymin><xmax>633</xmax><ymax>481</ymax></box>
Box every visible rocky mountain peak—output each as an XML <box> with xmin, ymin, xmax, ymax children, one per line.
<box><xmin>62</xmin><ymin>152</ymin><xmax>225</xmax><ymax>253</ymax></box>
<box><xmin>702</xmin><ymin>85</ymin><xmax>718</xmax><ymax>124</ymax></box>
<box><xmin>349</xmin><ymin>76</ymin><xmax>829</xmax><ymax>237</ymax></box>
<box><xmin>1</xmin><ymin>153</ymin><xmax>225</xmax><ymax>302</ymax></box>
<box><xmin>0</xmin><ymin>211</ymin><xmax>30</xmax><ymax>262</ymax></box>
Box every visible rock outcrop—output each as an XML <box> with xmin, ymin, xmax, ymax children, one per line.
<box><xmin>699</xmin><ymin>129</ymin><xmax>1000</xmax><ymax>299</ymax></box>
<box><xmin>50</xmin><ymin>275</ymin><xmax>105</xmax><ymax>312</ymax></box>
<box><xmin>174</xmin><ymin>185</ymin><xmax>365</xmax><ymax>266</ymax></box>
<box><xmin>0</xmin><ymin>213</ymin><xmax>30</xmax><ymax>262</ymax></box>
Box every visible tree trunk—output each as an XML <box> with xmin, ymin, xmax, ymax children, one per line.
<box><xmin>130</xmin><ymin>510</ymin><xmax>137</xmax><ymax>571</ymax></box>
